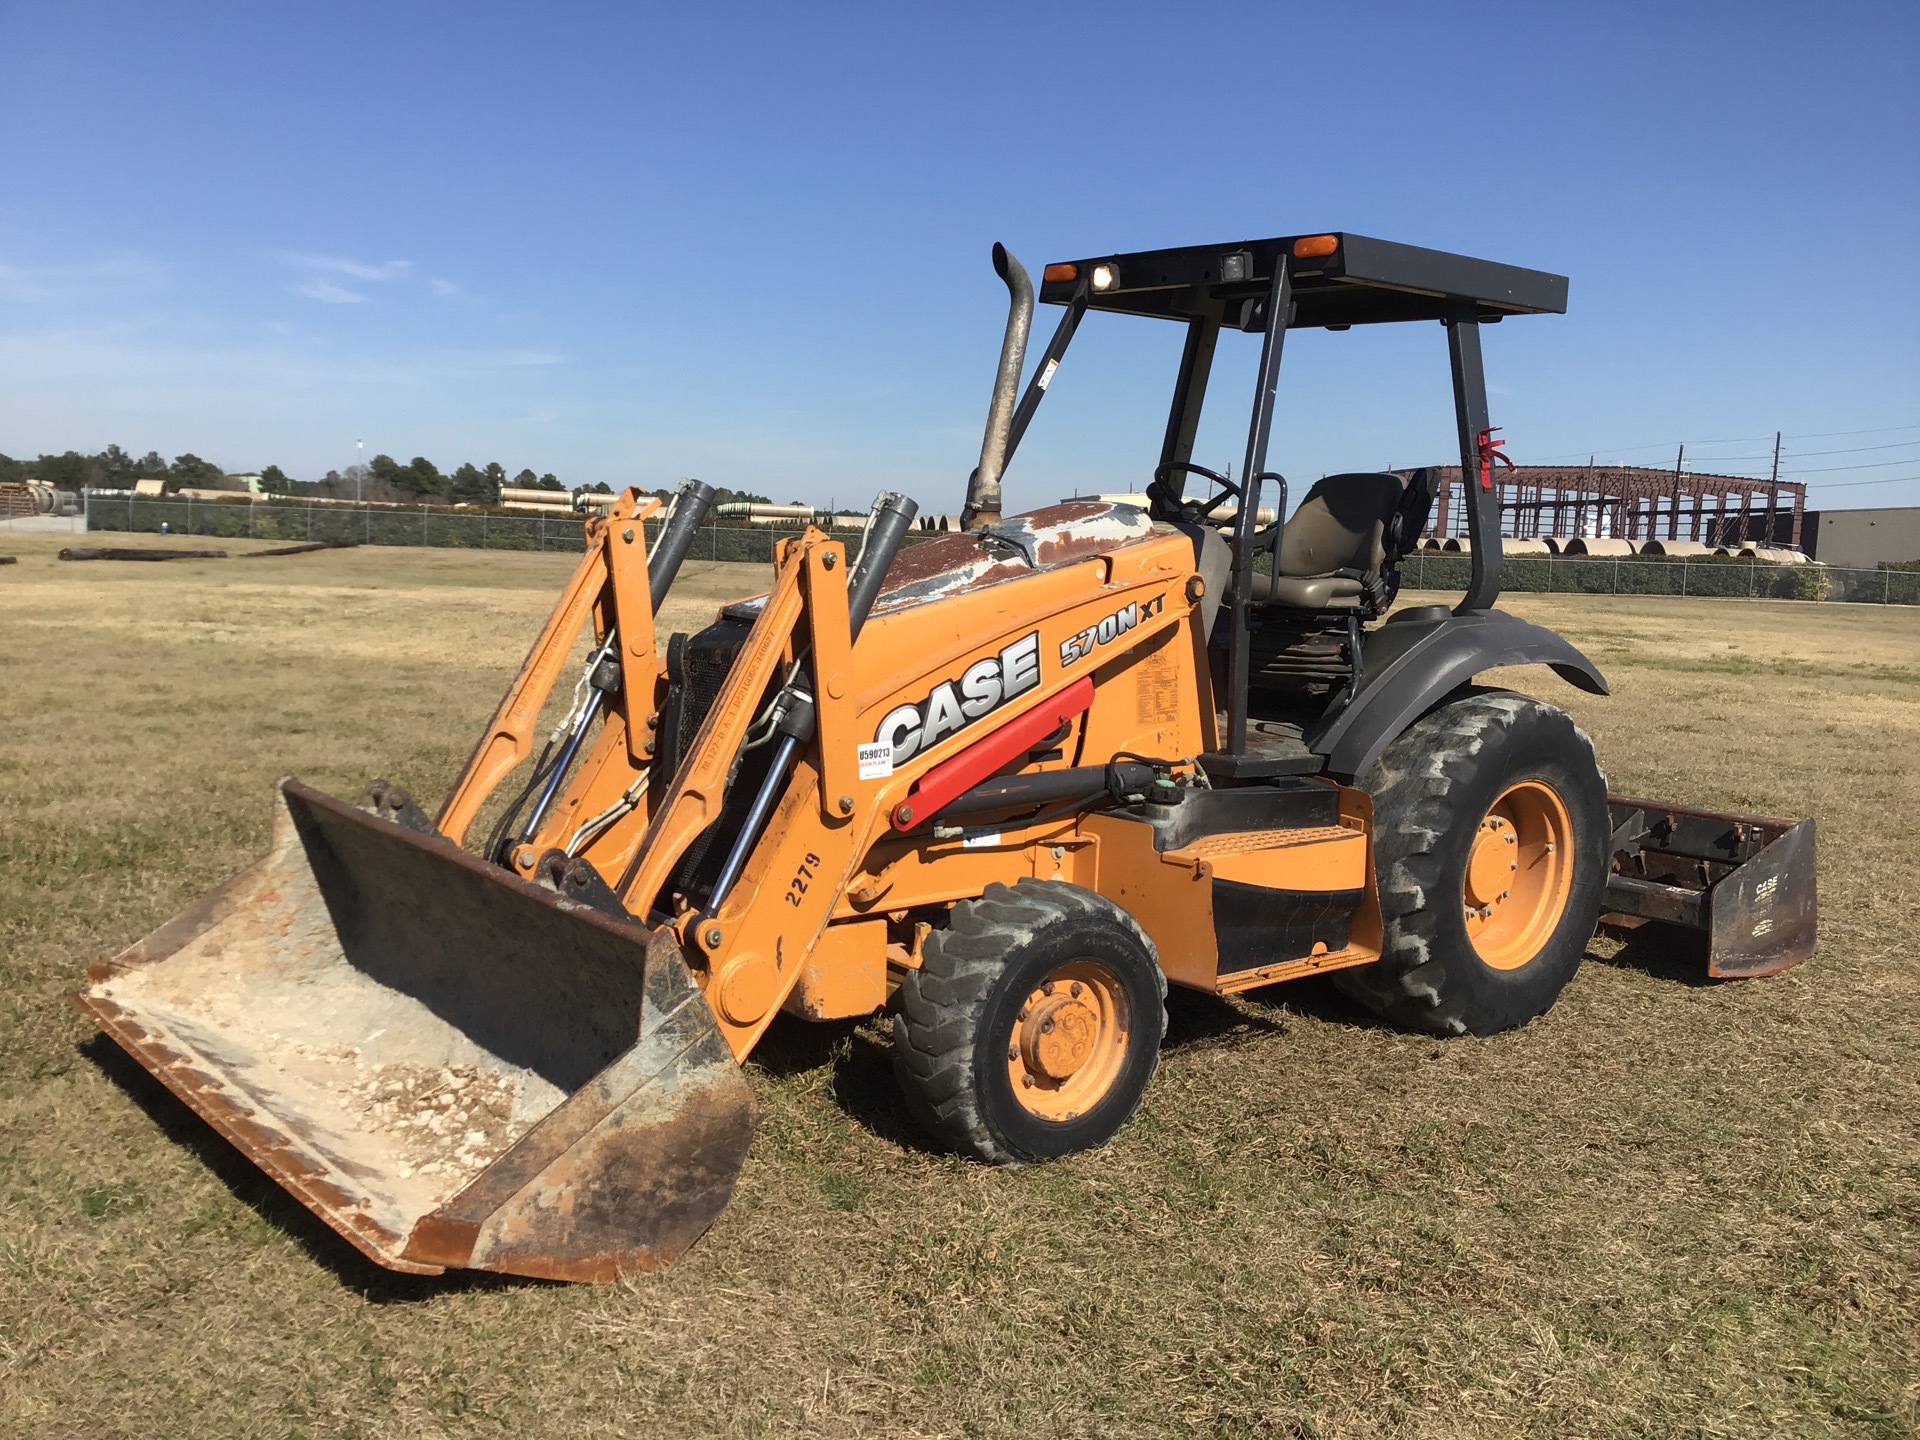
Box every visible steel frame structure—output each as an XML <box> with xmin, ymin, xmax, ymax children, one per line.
<box><xmin>1409</xmin><ymin>465</ymin><xmax>1807</xmax><ymax>547</ymax></box>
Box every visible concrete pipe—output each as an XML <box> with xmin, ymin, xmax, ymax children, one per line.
<box><xmin>1560</xmin><ymin>537</ymin><xmax>1637</xmax><ymax>557</ymax></box>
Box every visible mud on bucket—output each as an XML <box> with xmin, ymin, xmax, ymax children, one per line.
<box><xmin>75</xmin><ymin>778</ymin><xmax>756</xmax><ymax>1283</ymax></box>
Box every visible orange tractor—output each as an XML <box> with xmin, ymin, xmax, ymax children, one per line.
<box><xmin>78</xmin><ymin>233</ymin><xmax>1816</xmax><ymax>1282</ymax></box>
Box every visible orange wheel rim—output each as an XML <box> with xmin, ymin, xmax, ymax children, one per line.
<box><xmin>1462</xmin><ymin>780</ymin><xmax>1575</xmax><ymax>971</ymax></box>
<box><xmin>1005</xmin><ymin>960</ymin><xmax>1130</xmax><ymax>1120</ymax></box>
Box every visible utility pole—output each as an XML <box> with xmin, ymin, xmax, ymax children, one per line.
<box><xmin>1765</xmin><ymin>430</ymin><xmax>1781</xmax><ymax>546</ymax></box>
<box><xmin>1671</xmin><ymin>444</ymin><xmax>1685</xmax><ymax>540</ymax></box>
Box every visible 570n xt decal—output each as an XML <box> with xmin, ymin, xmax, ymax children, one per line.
<box><xmin>1061</xmin><ymin>594</ymin><xmax>1164</xmax><ymax>667</ymax></box>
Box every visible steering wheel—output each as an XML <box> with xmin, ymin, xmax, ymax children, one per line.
<box><xmin>1152</xmin><ymin>460</ymin><xmax>1240</xmax><ymax>522</ymax></box>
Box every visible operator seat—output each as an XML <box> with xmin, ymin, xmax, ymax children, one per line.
<box><xmin>1250</xmin><ymin>471</ymin><xmax>1428</xmax><ymax>611</ymax></box>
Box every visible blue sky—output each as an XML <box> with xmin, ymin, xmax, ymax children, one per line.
<box><xmin>3</xmin><ymin>2</ymin><xmax>1916</xmax><ymax>513</ymax></box>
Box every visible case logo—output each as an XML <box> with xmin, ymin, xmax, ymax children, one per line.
<box><xmin>872</xmin><ymin>632</ymin><xmax>1041</xmax><ymax>765</ymax></box>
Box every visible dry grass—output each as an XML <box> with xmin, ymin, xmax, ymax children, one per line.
<box><xmin>0</xmin><ymin>534</ymin><xmax>1915</xmax><ymax>1439</ymax></box>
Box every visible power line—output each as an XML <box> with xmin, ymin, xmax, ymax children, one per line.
<box><xmin>1786</xmin><ymin>457</ymin><xmax>1920</xmax><ymax>474</ymax></box>
<box><xmin>1525</xmin><ymin>436</ymin><xmax>1766</xmax><ymax>462</ymax></box>
<box><xmin>1682</xmin><ymin>441</ymin><xmax>1920</xmax><ymax>463</ymax></box>
<box><xmin>1804</xmin><ymin>472</ymin><xmax>1920</xmax><ymax>490</ymax></box>
<box><xmin>1782</xmin><ymin>422</ymin><xmax>1920</xmax><ymax>440</ymax></box>
<box><xmin>1784</xmin><ymin>439</ymin><xmax>1920</xmax><ymax>457</ymax></box>
<box><xmin>1524</xmin><ymin>423</ymin><xmax>1920</xmax><ymax>467</ymax></box>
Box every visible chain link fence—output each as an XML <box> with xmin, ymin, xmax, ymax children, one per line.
<box><xmin>1399</xmin><ymin>551</ymin><xmax>1917</xmax><ymax>605</ymax></box>
<box><xmin>83</xmin><ymin>494</ymin><xmax>943</xmax><ymax>565</ymax></box>
<box><xmin>82</xmin><ymin>495</ymin><xmax>1915</xmax><ymax>604</ymax></box>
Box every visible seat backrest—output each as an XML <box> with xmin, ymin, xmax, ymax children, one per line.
<box><xmin>1385</xmin><ymin>468</ymin><xmax>1436</xmax><ymax>565</ymax></box>
<box><xmin>1277</xmin><ymin>472</ymin><xmax>1405</xmax><ymax>578</ymax></box>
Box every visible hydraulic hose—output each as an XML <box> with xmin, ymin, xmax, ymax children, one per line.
<box><xmin>491</xmin><ymin>482</ymin><xmax>711</xmax><ymax>869</ymax></box>
<box><xmin>704</xmin><ymin>490</ymin><xmax>919</xmax><ymax>911</ymax></box>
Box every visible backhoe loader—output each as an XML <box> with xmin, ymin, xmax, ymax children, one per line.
<box><xmin>78</xmin><ymin>232</ymin><xmax>1817</xmax><ymax>1282</ymax></box>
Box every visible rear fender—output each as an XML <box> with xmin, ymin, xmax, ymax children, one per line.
<box><xmin>1306</xmin><ymin>607</ymin><xmax>1607</xmax><ymax>780</ymax></box>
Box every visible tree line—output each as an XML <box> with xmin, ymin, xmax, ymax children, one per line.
<box><xmin>343</xmin><ymin>456</ymin><xmax>567</xmax><ymax>505</ymax></box>
<box><xmin>1</xmin><ymin>446</ymin><xmax>227</xmax><ymax>491</ymax></box>
<box><xmin>1</xmin><ymin>444</ymin><xmax>775</xmax><ymax>510</ymax></box>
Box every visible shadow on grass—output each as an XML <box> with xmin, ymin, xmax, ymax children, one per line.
<box><xmin>80</xmin><ymin>970</ymin><xmax>1409</xmax><ymax>1286</ymax></box>
<box><xmin>79</xmin><ymin>1033</ymin><xmax>558</xmax><ymax>1304</ymax></box>
<box><xmin>1233</xmin><ymin>973</ymin><xmax>1392</xmax><ymax>1029</ymax></box>
<box><xmin>1591</xmin><ymin>922</ymin><xmax>1719</xmax><ymax>989</ymax></box>
<box><xmin>747</xmin><ymin>1014</ymin><xmax>939</xmax><ymax>1154</ymax></box>
<box><xmin>747</xmin><ymin>978</ymin><xmax>1361</xmax><ymax>1155</ymax></box>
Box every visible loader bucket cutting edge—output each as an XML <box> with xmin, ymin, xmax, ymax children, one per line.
<box><xmin>1601</xmin><ymin>794</ymin><xmax>1817</xmax><ymax>979</ymax></box>
<box><xmin>74</xmin><ymin>778</ymin><xmax>756</xmax><ymax>1283</ymax></box>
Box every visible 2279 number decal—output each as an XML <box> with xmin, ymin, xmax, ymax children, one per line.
<box><xmin>784</xmin><ymin>852</ymin><xmax>822</xmax><ymax>906</ymax></box>
<box><xmin>1060</xmin><ymin>594</ymin><xmax>1164</xmax><ymax>667</ymax></box>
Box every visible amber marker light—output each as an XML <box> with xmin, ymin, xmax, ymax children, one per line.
<box><xmin>1042</xmin><ymin>262</ymin><xmax>1079</xmax><ymax>283</ymax></box>
<box><xmin>1292</xmin><ymin>234</ymin><xmax>1339</xmax><ymax>258</ymax></box>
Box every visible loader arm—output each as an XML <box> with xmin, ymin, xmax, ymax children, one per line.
<box><xmin>602</xmin><ymin>532</ymin><xmax>881</xmax><ymax>1062</ymax></box>
<box><xmin>616</xmin><ymin>534</ymin><xmax>814</xmax><ymax>919</ymax></box>
<box><xmin>437</xmin><ymin>489</ymin><xmax>667</xmax><ymax>851</ymax></box>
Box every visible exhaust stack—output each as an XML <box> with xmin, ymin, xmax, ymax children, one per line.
<box><xmin>962</xmin><ymin>243</ymin><xmax>1033</xmax><ymax>531</ymax></box>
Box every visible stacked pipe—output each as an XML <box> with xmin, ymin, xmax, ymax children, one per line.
<box><xmin>0</xmin><ymin>481</ymin><xmax>79</xmax><ymax>518</ymax></box>
<box><xmin>711</xmin><ymin>502</ymin><xmax>817</xmax><ymax>524</ymax></box>
<box><xmin>499</xmin><ymin>486</ymin><xmax>577</xmax><ymax>513</ymax></box>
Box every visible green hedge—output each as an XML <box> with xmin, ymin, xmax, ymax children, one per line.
<box><xmin>79</xmin><ymin>499</ymin><xmax>1908</xmax><ymax>604</ymax></box>
<box><xmin>85</xmin><ymin>496</ymin><xmax>591</xmax><ymax>551</ymax></box>
<box><xmin>83</xmin><ymin>496</ymin><xmax>945</xmax><ymax>564</ymax></box>
<box><xmin>1397</xmin><ymin>552</ymin><xmax>1896</xmax><ymax>603</ymax></box>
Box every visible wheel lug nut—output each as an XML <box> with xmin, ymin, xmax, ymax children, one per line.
<box><xmin>1021</xmin><ymin>1074</ymin><xmax>1035</xmax><ymax>1088</ymax></box>
<box><xmin>1070</xmin><ymin>981</ymin><xmax>1083</xmax><ymax>997</ymax></box>
<box><xmin>1041</xmin><ymin>1019</ymin><xmax>1055</xmax><ymax>1034</ymax></box>
<box><xmin>1042</xmin><ymin>981</ymin><xmax>1055</xmax><ymax>996</ymax></box>
<box><xmin>1008</xmin><ymin>1046</ymin><xmax>1018</xmax><ymax>1061</ymax></box>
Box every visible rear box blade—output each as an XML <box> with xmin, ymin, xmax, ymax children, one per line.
<box><xmin>75</xmin><ymin>778</ymin><xmax>755</xmax><ymax>1283</ymax></box>
<box><xmin>1602</xmin><ymin>795</ymin><xmax>1817</xmax><ymax>979</ymax></box>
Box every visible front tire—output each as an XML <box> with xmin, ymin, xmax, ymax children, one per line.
<box><xmin>1336</xmin><ymin>688</ymin><xmax>1609</xmax><ymax>1036</ymax></box>
<box><xmin>892</xmin><ymin>880</ymin><xmax>1167</xmax><ymax>1164</ymax></box>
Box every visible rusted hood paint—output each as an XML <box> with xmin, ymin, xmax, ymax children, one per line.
<box><xmin>873</xmin><ymin>502</ymin><xmax>1154</xmax><ymax>611</ymax></box>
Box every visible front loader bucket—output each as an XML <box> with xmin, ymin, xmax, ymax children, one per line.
<box><xmin>1602</xmin><ymin>795</ymin><xmax>1817</xmax><ymax>979</ymax></box>
<box><xmin>75</xmin><ymin>778</ymin><xmax>756</xmax><ymax>1283</ymax></box>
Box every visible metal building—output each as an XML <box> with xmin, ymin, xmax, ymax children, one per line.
<box><xmin>1807</xmin><ymin>506</ymin><xmax>1920</xmax><ymax>568</ymax></box>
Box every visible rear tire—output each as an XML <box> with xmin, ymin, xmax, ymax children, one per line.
<box><xmin>1335</xmin><ymin>688</ymin><xmax>1608</xmax><ymax>1036</ymax></box>
<box><xmin>892</xmin><ymin>880</ymin><xmax>1166</xmax><ymax>1164</ymax></box>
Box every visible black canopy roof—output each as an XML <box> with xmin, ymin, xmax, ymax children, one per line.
<box><xmin>1037</xmin><ymin>233</ymin><xmax>1567</xmax><ymax>329</ymax></box>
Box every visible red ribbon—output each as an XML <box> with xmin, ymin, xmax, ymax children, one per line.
<box><xmin>1477</xmin><ymin>427</ymin><xmax>1513</xmax><ymax>491</ymax></box>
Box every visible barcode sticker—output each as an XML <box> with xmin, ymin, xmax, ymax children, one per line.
<box><xmin>857</xmin><ymin>741</ymin><xmax>893</xmax><ymax>780</ymax></box>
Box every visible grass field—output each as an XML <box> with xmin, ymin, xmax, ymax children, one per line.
<box><xmin>2</xmin><ymin>532</ymin><xmax>1915</xmax><ymax>1439</ymax></box>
